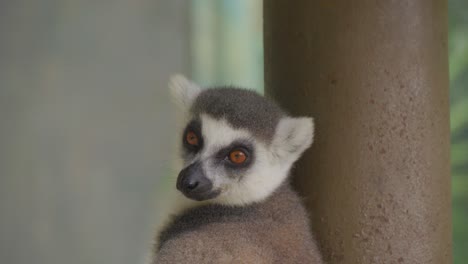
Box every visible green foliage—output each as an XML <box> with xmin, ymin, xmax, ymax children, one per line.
<box><xmin>449</xmin><ymin>1</ymin><xmax>468</xmax><ymax>263</ymax></box>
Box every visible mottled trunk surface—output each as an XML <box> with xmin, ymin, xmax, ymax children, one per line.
<box><xmin>264</xmin><ymin>1</ymin><xmax>452</xmax><ymax>263</ymax></box>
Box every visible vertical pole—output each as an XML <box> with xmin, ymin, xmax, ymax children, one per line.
<box><xmin>264</xmin><ymin>1</ymin><xmax>452</xmax><ymax>263</ymax></box>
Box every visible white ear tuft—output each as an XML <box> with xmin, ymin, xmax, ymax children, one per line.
<box><xmin>272</xmin><ymin>117</ymin><xmax>314</xmax><ymax>162</ymax></box>
<box><xmin>169</xmin><ymin>74</ymin><xmax>201</xmax><ymax>110</ymax></box>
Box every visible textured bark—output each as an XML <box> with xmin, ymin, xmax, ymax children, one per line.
<box><xmin>264</xmin><ymin>1</ymin><xmax>452</xmax><ymax>263</ymax></box>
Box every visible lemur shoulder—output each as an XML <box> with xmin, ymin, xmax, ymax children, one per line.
<box><xmin>152</xmin><ymin>75</ymin><xmax>323</xmax><ymax>264</ymax></box>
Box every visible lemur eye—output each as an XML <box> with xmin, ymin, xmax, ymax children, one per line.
<box><xmin>186</xmin><ymin>131</ymin><xmax>199</xmax><ymax>146</ymax></box>
<box><xmin>229</xmin><ymin>150</ymin><xmax>247</xmax><ymax>164</ymax></box>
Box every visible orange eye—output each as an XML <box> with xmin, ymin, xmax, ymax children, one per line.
<box><xmin>186</xmin><ymin>131</ymin><xmax>198</xmax><ymax>146</ymax></box>
<box><xmin>229</xmin><ymin>150</ymin><xmax>247</xmax><ymax>164</ymax></box>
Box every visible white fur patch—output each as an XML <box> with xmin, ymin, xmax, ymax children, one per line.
<box><xmin>271</xmin><ymin>117</ymin><xmax>314</xmax><ymax>164</ymax></box>
<box><xmin>169</xmin><ymin>74</ymin><xmax>201</xmax><ymax>110</ymax></box>
<box><xmin>199</xmin><ymin>115</ymin><xmax>283</xmax><ymax>205</ymax></box>
<box><xmin>200</xmin><ymin>114</ymin><xmax>253</xmax><ymax>156</ymax></box>
<box><xmin>214</xmin><ymin>147</ymin><xmax>292</xmax><ymax>206</ymax></box>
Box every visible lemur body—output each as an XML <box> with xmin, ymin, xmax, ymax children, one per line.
<box><xmin>153</xmin><ymin>76</ymin><xmax>323</xmax><ymax>263</ymax></box>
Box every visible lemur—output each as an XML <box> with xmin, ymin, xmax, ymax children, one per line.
<box><xmin>152</xmin><ymin>75</ymin><xmax>323</xmax><ymax>263</ymax></box>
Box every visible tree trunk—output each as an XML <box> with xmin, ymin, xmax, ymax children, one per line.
<box><xmin>264</xmin><ymin>1</ymin><xmax>452</xmax><ymax>263</ymax></box>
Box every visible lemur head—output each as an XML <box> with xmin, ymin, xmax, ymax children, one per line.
<box><xmin>169</xmin><ymin>75</ymin><xmax>314</xmax><ymax>206</ymax></box>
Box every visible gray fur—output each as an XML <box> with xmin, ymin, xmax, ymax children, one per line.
<box><xmin>191</xmin><ymin>88</ymin><xmax>285</xmax><ymax>142</ymax></box>
<box><xmin>154</xmin><ymin>183</ymin><xmax>323</xmax><ymax>263</ymax></box>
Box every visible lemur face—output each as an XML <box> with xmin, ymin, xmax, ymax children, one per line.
<box><xmin>169</xmin><ymin>75</ymin><xmax>314</xmax><ymax>206</ymax></box>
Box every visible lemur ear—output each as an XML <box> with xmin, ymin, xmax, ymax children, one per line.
<box><xmin>272</xmin><ymin>117</ymin><xmax>314</xmax><ymax>162</ymax></box>
<box><xmin>169</xmin><ymin>74</ymin><xmax>201</xmax><ymax>110</ymax></box>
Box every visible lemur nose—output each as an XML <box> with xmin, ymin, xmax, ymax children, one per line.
<box><xmin>181</xmin><ymin>175</ymin><xmax>208</xmax><ymax>193</ymax></box>
<box><xmin>176</xmin><ymin>162</ymin><xmax>213</xmax><ymax>195</ymax></box>
<box><xmin>176</xmin><ymin>162</ymin><xmax>220</xmax><ymax>201</ymax></box>
<box><xmin>186</xmin><ymin>180</ymin><xmax>199</xmax><ymax>190</ymax></box>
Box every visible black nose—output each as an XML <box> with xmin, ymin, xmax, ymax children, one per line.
<box><xmin>176</xmin><ymin>162</ymin><xmax>219</xmax><ymax>201</ymax></box>
<box><xmin>186</xmin><ymin>180</ymin><xmax>199</xmax><ymax>190</ymax></box>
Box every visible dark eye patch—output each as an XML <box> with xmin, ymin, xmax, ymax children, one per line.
<box><xmin>182</xmin><ymin>120</ymin><xmax>204</xmax><ymax>153</ymax></box>
<box><xmin>214</xmin><ymin>140</ymin><xmax>254</xmax><ymax>170</ymax></box>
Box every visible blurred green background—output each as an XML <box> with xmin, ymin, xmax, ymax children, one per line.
<box><xmin>0</xmin><ymin>1</ymin><xmax>466</xmax><ymax>263</ymax></box>
<box><xmin>449</xmin><ymin>0</ymin><xmax>468</xmax><ymax>263</ymax></box>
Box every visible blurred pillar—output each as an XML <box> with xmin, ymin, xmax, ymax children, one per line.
<box><xmin>264</xmin><ymin>1</ymin><xmax>452</xmax><ymax>263</ymax></box>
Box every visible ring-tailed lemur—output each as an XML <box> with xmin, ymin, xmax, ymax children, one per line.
<box><xmin>152</xmin><ymin>75</ymin><xmax>323</xmax><ymax>264</ymax></box>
